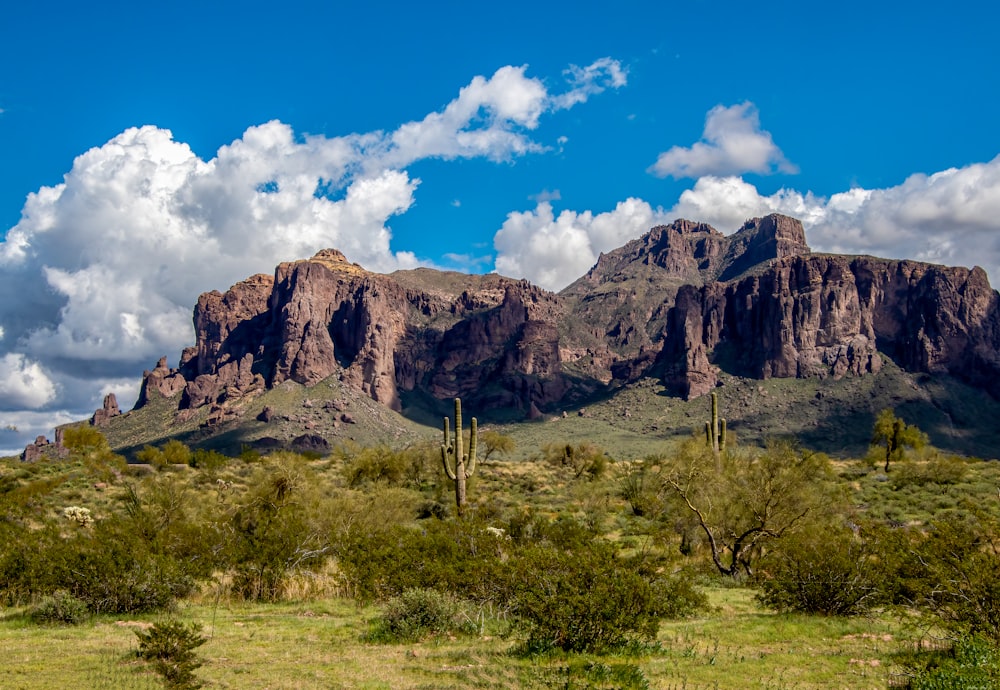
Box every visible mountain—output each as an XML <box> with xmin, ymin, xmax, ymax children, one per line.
<box><xmin>95</xmin><ymin>213</ymin><xmax>1000</xmax><ymax>458</ymax></box>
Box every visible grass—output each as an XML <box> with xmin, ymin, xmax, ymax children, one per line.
<box><xmin>0</xmin><ymin>589</ymin><xmax>927</xmax><ymax>689</ymax></box>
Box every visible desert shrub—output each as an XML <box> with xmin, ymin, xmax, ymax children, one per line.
<box><xmin>189</xmin><ymin>448</ymin><xmax>228</xmax><ymax>471</ymax></box>
<box><xmin>28</xmin><ymin>590</ymin><xmax>89</xmax><ymax>625</ymax></box>
<box><xmin>543</xmin><ymin>442</ymin><xmax>608</xmax><ymax>480</ymax></box>
<box><xmin>907</xmin><ymin>514</ymin><xmax>1000</xmax><ymax>640</ymax></box>
<box><xmin>892</xmin><ymin>453</ymin><xmax>969</xmax><ymax>488</ymax></box>
<box><xmin>756</xmin><ymin>521</ymin><xmax>887</xmax><ymax>616</ymax></box>
<box><xmin>135</xmin><ymin>619</ymin><xmax>207</xmax><ymax>689</ymax></box>
<box><xmin>337</xmin><ymin>518</ymin><xmax>509</xmax><ymax>605</ymax></box>
<box><xmin>507</xmin><ymin>542</ymin><xmax>685</xmax><ymax>654</ymax></box>
<box><xmin>222</xmin><ymin>454</ymin><xmax>333</xmax><ymax>601</ymax></box>
<box><xmin>0</xmin><ymin>517</ymin><xmax>193</xmax><ymax>613</ymax></box>
<box><xmin>341</xmin><ymin>444</ymin><xmax>436</xmax><ymax>489</ymax></box>
<box><xmin>368</xmin><ymin>588</ymin><xmax>475</xmax><ymax>642</ymax></box>
<box><xmin>617</xmin><ymin>459</ymin><xmax>667</xmax><ymax>517</ymax></box>
<box><xmin>136</xmin><ymin>440</ymin><xmax>192</xmax><ymax>471</ymax></box>
<box><xmin>900</xmin><ymin>635</ymin><xmax>1000</xmax><ymax>689</ymax></box>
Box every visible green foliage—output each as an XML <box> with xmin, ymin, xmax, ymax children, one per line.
<box><xmin>368</xmin><ymin>587</ymin><xmax>475</xmax><ymax>642</ymax></box>
<box><xmin>901</xmin><ymin>635</ymin><xmax>1000</xmax><ymax>689</ymax></box>
<box><xmin>337</xmin><ymin>518</ymin><xmax>508</xmax><ymax>605</ymax></box>
<box><xmin>28</xmin><ymin>590</ymin><xmax>90</xmax><ymax>625</ymax></box>
<box><xmin>222</xmin><ymin>454</ymin><xmax>332</xmax><ymax>601</ymax></box>
<box><xmin>617</xmin><ymin>458</ymin><xmax>667</xmax><ymax>517</ymax></box>
<box><xmin>479</xmin><ymin>429</ymin><xmax>515</xmax><ymax>462</ymax></box>
<box><xmin>756</xmin><ymin>521</ymin><xmax>886</xmax><ymax>616</ymax></box>
<box><xmin>507</xmin><ymin>542</ymin><xmax>682</xmax><ymax>654</ymax></box>
<box><xmin>892</xmin><ymin>452</ymin><xmax>969</xmax><ymax>488</ymax></box>
<box><xmin>62</xmin><ymin>425</ymin><xmax>112</xmax><ymax>454</ymax></box>
<box><xmin>135</xmin><ymin>619</ymin><xmax>207</xmax><ymax>689</ymax></box>
<box><xmin>341</xmin><ymin>443</ymin><xmax>435</xmax><ymax>489</ymax></box>
<box><xmin>0</xmin><ymin>517</ymin><xmax>195</xmax><ymax>613</ymax></box>
<box><xmin>136</xmin><ymin>440</ymin><xmax>193</xmax><ymax>471</ymax></box>
<box><xmin>662</xmin><ymin>437</ymin><xmax>833</xmax><ymax>578</ymax></box>
<box><xmin>871</xmin><ymin>408</ymin><xmax>928</xmax><ymax>472</ymax></box>
<box><xmin>543</xmin><ymin>441</ymin><xmax>608</xmax><ymax>480</ymax></box>
<box><xmin>189</xmin><ymin>448</ymin><xmax>228</xmax><ymax>471</ymax></box>
<box><xmin>908</xmin><ymin>513</ymin><xmax>1000</xmax><ymax>641</ymax></box>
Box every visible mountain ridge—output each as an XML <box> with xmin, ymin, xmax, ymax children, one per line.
<box><xmin>40</xmin><ymin>213</ymin><xmax>1000</xmax><ymax>459</ymax></box>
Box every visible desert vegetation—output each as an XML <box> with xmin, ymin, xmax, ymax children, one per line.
<box><xmin>2</xmin><ymin>400</ymin><xmax>1000</xmax><ymax>688</ymax></box>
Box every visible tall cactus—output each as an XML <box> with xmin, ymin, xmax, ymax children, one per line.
<box><xmin>705</xmin><ymin>391</ymin><xmax>726</xmax><ymax>458</ymax></box>
<box><xmin>441</xmin><ymin>397</ymin><xmax>478</xmax><ymax>517</ymax></box>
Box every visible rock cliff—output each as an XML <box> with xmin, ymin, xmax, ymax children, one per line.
<box><xmin>134</xmin><ymin>215</ymin><xmax>1000</xmax><ymax>421</ymax></box>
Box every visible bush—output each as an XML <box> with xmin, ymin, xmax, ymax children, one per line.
<box><xmin>902</xmin><ymin>635</ymin><xmax>1000</xmax><ymax>689</ymax></box>
<box><xmin>368</xmin><ymin>588</ymin><xmax>475</xmax><ymax>642</ymax></box>
<box><xmin>508</xmin><ymin>543</ymin><xmax>680</xmax><ymax>654</ymax></box>
<box><xmin>135</xmin><ymin>619</ymin><xmax>207</xmax><ymax>689</ymax></box>
<box><xmin>756</xmin><ymin>522</ymin><xmax>886</xmax><ymax>616</ymax></box>
<box><xmin>341</xmin><ymin>444</ymin><xmax>436</xmax><ymax>489</ymax></box>
<box><xmin>0</xmin><ymin>518</ymin><xmax>194</xmax><ymax>613</ymax></box>
<box><xmin>543</xmin><ymin>442</ymin><xmax>608</xmax><ymax>480</ymax></box>
<box><xmin>28</xmin><ymin>590</ymin><xmax>89</xmax><ymax>625</ymax></box>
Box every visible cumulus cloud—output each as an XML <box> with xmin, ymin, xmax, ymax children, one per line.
<box><xmin>0</xmin><ymin>58</ymin><xmax>625</xmax><ymax>454</ymax></box>
<box><xmin>493</xmin><ymin>198</ymin><xmax>668</xmax><ymax>291</ymax></box>
<box><xmin>650</xmin><ymin>102</ymin><xmax>798</xmax><ymax>179</ymax></box>
<box><xmin>494</xmin><ymin>156</ymin><xmax>1000</xmax><ymax>293</ymax></box>
<box><xmin>0</xmin><ymin>354</ymin><xmax>57</xmax><ymax>410</ymax></box>
<box><xmin>665</xmin><ymin>157</ymin><xmax>1000</xmax><ymax>282</ymax></box>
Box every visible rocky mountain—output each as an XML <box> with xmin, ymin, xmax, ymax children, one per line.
<box><xmin>130</xmin><ymin>214</ymin><xmax>1000</xmax><ymax>451</ymax></box>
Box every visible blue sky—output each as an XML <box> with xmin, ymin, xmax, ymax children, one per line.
<box><xmin>1</xmin><ymin>0</ymin><xmax>999</xmax><ymax>452</ymax></box>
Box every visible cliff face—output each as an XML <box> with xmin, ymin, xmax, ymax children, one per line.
<box><xmin>136</xmin><ymin>215</ymin><xmax>1000</xmax><ymax>419</ymax></box>
<box><xmin>138</xmin><ymin>249</ymin><xmax>568</xmax><ymax>415</ymax></box>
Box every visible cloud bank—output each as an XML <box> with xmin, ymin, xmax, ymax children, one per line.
<box><xmin>0</xmin><ymin>59</ymin><xmax>625</xmax><ymax>453</ymax></box>
<box><xmin>495</xmin><ymin>156</ymin><xmax>1000</xmax><ymax>292</ymax></box>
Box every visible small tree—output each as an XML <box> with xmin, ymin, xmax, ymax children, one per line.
<box><xmin>663</xmin><ymin>437</ymin><xmax>831</xmax><ymax>578</ymax></box>
<box><xmin>871</xmin><ymin>409</ymin><xmax>927</xmax><ymax>472</ymax></box>
<box><xmin>479</xmin><ymin>430</ymin><xmax>515</xmax><ymax>463</ymax></box>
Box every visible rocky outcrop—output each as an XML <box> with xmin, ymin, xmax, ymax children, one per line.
<box><xmin>658</xmin><ymin>254</ymin><xmax>1000</xmax><ymax>399</ymax></box>
<box><xmin>91</xmin><ymin>393</ymin><xmax>122</xmax><ymax>427</ymax></box>
<box><xmin>129</xmin><ymin>213</ymin><xmax>1000</xmax><ymax>421</ymax></box>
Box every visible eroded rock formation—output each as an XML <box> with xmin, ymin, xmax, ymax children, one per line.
<box><xmin>133</xmin><ymin>214</ymin><xmax>1000</xmax><ymax>419</ymax></box>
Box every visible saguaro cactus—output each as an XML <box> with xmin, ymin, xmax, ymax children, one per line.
<box><xmin>705</xmin><ymin>391</ymin><xmax>726</xmax><ymax>456</ymax></box>
<box><xmin>441</xmin><ymin>397</ymin><xmax>478</xmax><ymax>516</ymax></box>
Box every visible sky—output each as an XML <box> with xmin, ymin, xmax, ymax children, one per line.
<box><xmin>1</xmin><ymin>0</ymin><xmax>999</xmax><ymax>454</ymax></box>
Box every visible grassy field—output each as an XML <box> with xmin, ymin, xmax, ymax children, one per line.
<box><xmin>0</xmin><ymin>587</ymin><xmax>923</xmax><ymax>689</ymax></box>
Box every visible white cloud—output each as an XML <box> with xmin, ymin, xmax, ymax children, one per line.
<box><xmin>650</xmin><ymin>102</ymin><xmax>798</xmax><ymax>179</ymax></box>
<box><xmin>493</xmin><ymin>198</ymin><xmax>668</xmax><ymax>291</ymax></box>
<box><xmin>0</xmin><ymin>59</ymin><xmax>624</xmax><ymax>453</ymax></box>
<box><xmin>0</xmin><ymin>354</ymin><xmax>57</xmax><ymax>410</ymax></box>
<box><xmin>494</xmin><ymin>156</ymin><xmax>1000</xmax><ymax>294</ymax></box>
<box><xmin>663</xmin><ymin>158</ymin><xmax>1000</xmax><ymax>283</ymax></box>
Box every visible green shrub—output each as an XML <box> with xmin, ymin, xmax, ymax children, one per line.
<box><xmin>368</xmin><ymin>588</ymin><xmax>475</xmax><ymax>642</ymax></box>
<box><xmin>903</xmin><ymin>635</ymin><xmax>1000</xmax><ymax>689</ymax></box>
<box><xmin>135</xmin><ymin>619</ymin><xmax>207</xmax><ymax>689</ymax></box>
<box><xmin>0</xmin><ymin>518</ymin><xmax>194</xmax><ymax>613</ymax></box>
<box><xmin>756</xmin><ymin>522</ymin><xmax>886</xmax><ymax>616</ymax></box>
<box><xmin>508</xmin><ymin>543</ymin><xmax>681</xmax><ymax>654</ymax></box>
<box><xmin>543</xmin><ymin>442</ymin><xmax>608</xmax><ymax>480</ymax></box>
<box><xmin>28</xmin><ymin>590</ymin><xmax>89</xmax><ymax>625</ymax></box>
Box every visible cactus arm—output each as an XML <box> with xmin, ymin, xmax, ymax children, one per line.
<box><xmin>441</xmin><ymin>416</ymin><xmax>457</xmax><ymax>480</ymax></box>
<box><xmin>465</xmin><ymin>417</ymin><xmax>478</xmax><ymax>477</ymax></box>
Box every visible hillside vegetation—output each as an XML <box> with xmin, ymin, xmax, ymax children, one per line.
<box><xmin>3</xmin><ymin>402</ymin><xmax>1000</xmax><ymax>688</ymax></box>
